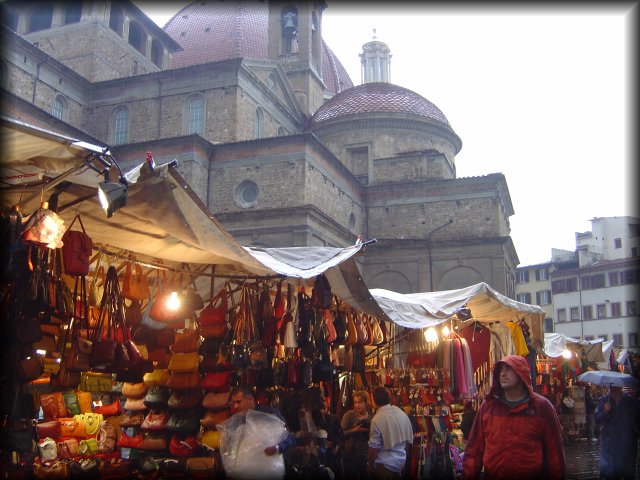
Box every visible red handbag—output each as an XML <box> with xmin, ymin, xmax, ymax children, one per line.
<box><xmin>199</xmin><ymin>285</ymin><xmax>228</xmax><ymax>326</ymax></box>
<box><xmin>200</xmin><ymin>371</ymin><xmax>231</xmax><ymax>392</ymax></box>
<box><xmin>141</xmin><ymin>410</ymin><xmax>169</xmax><ymax>431</ymax></box>
<box><xmin>117</xmin><ymin>431</ymin><xmax>144</xmax><ymax>448</ymax></box>
<box><xmin>93</xmin><ymin>397</ymin><xmax>121</xmax><ymax>416</ymax></box>
<box><xmin>169</xmin><ymin>434</ymin><xmax>197</xmax><ymax>457</ymax></box>
<box><xmin>61</xmin><ymin>214</ymin><xmax>93</xmax><ymax>276</ymax></box>
<box><xmin>36</xmin><ymin>420</ymin><xmax>61</xmax><ymax>438</ymax></box>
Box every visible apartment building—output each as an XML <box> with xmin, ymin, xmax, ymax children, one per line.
<box><xmin>515</xmin><ymin>262</ymin><xmax>554</xmax><ymax>333</ymax></box>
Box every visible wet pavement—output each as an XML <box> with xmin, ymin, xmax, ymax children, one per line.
<box><xmin>564</xmin><ymin>436</ymin><xmax>640</xmax><ymax>479</ymax></box>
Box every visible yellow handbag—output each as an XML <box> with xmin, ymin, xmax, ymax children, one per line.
<box><xmin>143</xmin><ymin>369</ymin><xmax>170</xmax><ymax>387</ymax></box>
<box><xmin>168</xmin><ymin>352</ymin><xmax>200</xmax><ymax>373</ymax></box>
<box><xmin>200</xmin><ymin>429</ymin><xmax>221</xmax><ymax>450</ymax></box>
<box><xmin>75</xmin><ymin>413</ymin><xmax>103</xmax><ymax>436</ymax></box>
<box><xmin>79</xmin><ymin>437</ymin><xmax>98</xmax><ymax>455</ymax></box>
<box><xmin>76</xmin><ymin>391</ymin><xmax>93</xmax><ymax>414</ymax></box>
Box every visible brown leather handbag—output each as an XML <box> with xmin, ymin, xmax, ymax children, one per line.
<box><xmin>202</xmin><ymin>391</ymin><xmax>231</xmax><ymax>411</ymax></box>
<box><xmin>345</xmin><ymin>311</ymin><xmax>358</xmax><ymax>347</ymax></box>
<box><xmin>119</xmin><ymin>412</ymin><xmax>144</xmax><ymax>428</ymax></box>
<box><xmin>123</xmin><ymin>396</ymin><xmax>147</xmax><ymax>412</ymax></box>
<box><xmin>143</xmin><ymin>368</ymin><xmax>170</xmax><ymax>387</ymax></box>
<box><xmin>122</xmin><ymin>382</ymin><xmax>148</xmax><ymax>399</ymax></box>
<box><xmin>36</xmin><ymin>420</ymin><xmax>61</xmax><ymax>439</ymax></box>
<box><xmin>167</xmin><ymin>372</ymin><xmax>200</xmax><ymax>390</ymax></box>
<box><xmin>168</xmin><ymin>352</ymin><xmax>200</xmax><ymax>373</ymax></box>
<box><xmin>40</xmin><ymin>392</ymin><xmax>68</xmax><ymax>419</ymax></box>
<box><xmin>168</xmin><ymin>389</ymin><xmax>203</xmax><ymax>410</ymax></box>
<box><xmin>171</xmin><ymin>328</ymin><xmax>201</xmax><ymax>353</ymax></box>
<box><xmin>140</xmin><ymin>433</ymin><xmax>168</xmax><ymax>451</ymax></box>
<box><xmin>56</xmin><ymin>438</ymin><xmax>79</xmax><ymax>459</ymax></box>
<box><xmin>200</xmin><ymin>409</ymin><xmax>230</xmax><ymax>428</ymax></box>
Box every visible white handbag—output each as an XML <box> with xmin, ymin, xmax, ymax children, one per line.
<box><xmin>37</xmin><ymin>437</ymin><xmax>58</xmax><ymax>462</ymax></box>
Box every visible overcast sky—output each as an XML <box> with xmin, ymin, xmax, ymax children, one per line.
<box><xmin>136</xmin><ymin>2</ymin><xmax>636</xmax><ymax>266</ymax></box>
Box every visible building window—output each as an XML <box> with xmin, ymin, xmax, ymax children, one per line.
<box><xmin>612</xmin><ymin>333</ymin><xmax>623</xmax><ymax>346</ymax></box>
<box><xmin>544</xmin><ymin>318</ymin><xmax>553</xmax><ymax>333</ymax></box>
<box><xmin>27</xmin><ymin>4</ymin><xmax>53</xmax><ymax>33</ymax></box>
<box><xmin>347</xmin><ymin>146</ymin><xmax>369</xmax><ymax>179</ymax></box>
<box><xmin>254</xmin><ymin>107</ymin><xmax>264</xmax><ymax>139</ymax></box>
<box><xmin>186</xmin><ymin>96</ymin><xmax>204</xmax><ymax>134</ymax></box>
<box><xmin>621</xmin><ymin>270</ymin><xmax>638</xmax><ymax>285</ymax></box>
<box><xmin>614</xmin><ymin>237</ymin><xmax>622</xmax><ymax>249</ymax></box>
<box><xmin>632</xmin><ymin>247</ymin><xmax>638</xmax><ymax>257</ymax></box>
<box><xmin>535</xmin><ymin>268</ymin><xmax>549</xmax><ymax>281</ymax></box>
<box><xmin>516</xmin><ymin>293</ymin><xmax>531</xmax><ymax>304</ymax></box>
<box><xmin>234</xmin><ymin>180</ymin><xmax>259</xmax><ymax>209</ymax></box>
<box><xmin>517</xmin><ymin>270</ymin><xmax>530</xmax><ymax>284</ymax></box>
<box><xmin>151</xmin><ymin>39</ymin><xmax>163</xmax><ymax>67</ymax></box>
<box><xmin>582</xmin><ymin>273</ymin><xmax>605</xmax><ymax>290</ymax></box>
<box><xmin>609</xmin><ymin>271</ymin><xmax>620</xmax><ymax>286</ymax></box>
<box><xmin>128</xmin><ymin>21</ymin><xmax>147</xmax><ymax>55</ymax></box>
<box><xmin>611</xmin><ymin>302</ymin><xmax>621</xmax><ymax>316</ymax></box>
<box><xmin>557</xmin><ymin>308</ymin><xmax>567</xmax><ymax>322</ymax></box>
<box><xmin>629</xmin><ymin>332</ymin><xmax>638</xmax><ymax>347</ymax></box>
<box><xmin>627</xmin><ymin>300</ymin><xmax>637</xmax><ymax>315</ymax></box>
<box><xmin>113</xmin><ymin>107</ymin><xmax>129</xmax><ymax>145</ymax></box>
<box><xmin>536</xmin><ymin>290</ymin><xmax>551</xmax><ymax>305</ymax></box>
<box><xmin>52</xmin><ymin>96</ymin><xmax>67</xmax><ymax>120</ymax></box>
<box><xmin>109</xmin><ymin>5</ymin><xmax>124</xmax><ymax>36</ymax></box>
<box><xmin>566</xmin><ymin>277</ymin><xmax>578</xmax><ymax>292</ymax></box>
<box><xmin>551</xmin><ymin>279</ymin><xmax>565</xmax><ymax>294</ymax></box>
<box><xmin>277</xmin><ymin>126</ymin><xmax>286</xmax><ymax>136</ymax></box>
<box><xmin>570</xmin><ymin>307</ymin><xmax>580</xmax><ymax>321</ymax></box>
<box><xmin>63</xmin><ymin>3</ymin><xmax>82</xmax><ymax>25</ymax></box>
<box><xmin>596</xmin><ymin>304</ymin><xmax>607</xmax><ymax>318</ymax></box>
<box><xmin>582</xmin><ymin>305</ymin><xmax>593</xmax><ymax>320</ymax></box>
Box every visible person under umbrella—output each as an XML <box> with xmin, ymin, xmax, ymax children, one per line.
<box><xmin>594</xmin><ymin>384</ymin><xmax>639</xmax><ymax>480</ymax></box>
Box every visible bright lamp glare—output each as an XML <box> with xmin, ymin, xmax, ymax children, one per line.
<box><xmin>424</xmin><ymin>327</ymin><xmax>438</xmax><ymax>342</ymax></box>
<box><xmin>166</xmin><ymin>291</ymin><xmax>181</xmax><ymax>311</ymax></box>
<box><xmin>98</xmin><ymin>181</ymin><xmax>127</xmax><ymax>218</ymax></box>
<box><xmin>442</xmin><ymin>325</ymin><xmax>450</xmax><ymax>337</ymax></box>
<box><xmin>562</xmin><ymin>349</ymin><xmax>572</xmax><ymax>359</ymax></box>
<box><xmin>36</xmin><ymin>349</ymin><xmax>47</xmax><ymax>356</ymax></box>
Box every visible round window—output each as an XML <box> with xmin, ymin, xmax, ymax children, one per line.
<box><xmin>234</xmin><ymin>180</ymin><xmax>259</xmax><ymax>208</ymax></box>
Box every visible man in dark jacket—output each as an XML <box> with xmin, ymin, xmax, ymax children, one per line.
<box><xmin>462</xmin><ymin>355</ymin><xmax>566</xmax><ymax>479</ymax></box>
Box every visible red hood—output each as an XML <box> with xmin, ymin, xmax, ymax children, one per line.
<box><xmin>489</xmin><ymin>354</ymin><xmax>534</xmax><ymax>398</ymax></box>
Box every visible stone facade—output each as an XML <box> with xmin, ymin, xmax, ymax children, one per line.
<box><xmin>0</xmin><ymin>0</ymin><xmax>521</xmax><ymax>298</ymax></box>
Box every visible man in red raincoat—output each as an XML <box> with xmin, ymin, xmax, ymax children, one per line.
<box><xmin>462</xmin><ymin>354</ymin><xmax>566</xmax><ymax>479</ymax></box>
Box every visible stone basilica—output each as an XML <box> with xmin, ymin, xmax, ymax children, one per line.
<box><xmin>0</xmin><ymin>1</ymin><xmax>519</xmax><ymax>296</ymax></box>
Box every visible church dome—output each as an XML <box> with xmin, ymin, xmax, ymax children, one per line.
<box><xmin>307</xmin><ymin>82</ymin><xmax>451</xmax><ymax>129</ymax></box>
<box><xmin>163</xmin><ymin>1</ymin><xmax>353</xmax><ymax>94</ymax></box>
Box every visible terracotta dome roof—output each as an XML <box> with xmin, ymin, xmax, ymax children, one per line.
<box><xmin>163</xmin><ymin>1</ymin><xmax>353</xmax><ymax>95</ymax></box>
<box><xmin>307</xmin><ymin>82</ymin><xmax>451</xmax><ymax>129</ymax></box>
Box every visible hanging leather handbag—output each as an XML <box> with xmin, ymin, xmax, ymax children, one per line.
<box><xmin>168</xmin><ymin>389</ymin><xmax>203</xmax><ymax>410</ymax></box>
<box><xmin>200</xmin><ymin>323</ymin><xmax>227</xmax><ymax>339</ymax></box>
<box><xmin>141</xmin><ymin>410</ymin><xmax>170</xmax><ymax>431</ymax></box>
<box><xmin>37</xmin><ymin>437</ymin><xmax>58</xmax><ymax>462</ymax></box>
<box><xmin>123</xmin><ymin>396</ymin><xmax>147</xmax><ymax>412</ymax></box>
<box><xmin>168</xmin><ymin>352</ymin><xmax>200</xmax><ymax>373</ymax></box>
<box><xmin>36</xmin><ymin>420</ymin><xmax>61</xmax><ymax>439</ymax></box>
<box><xmin>121</xmin><ymin>262</ymin><xmax>150</xmax><ymax>301</ymax></box>
<box><xmin>79</xmin><ymin>371</ymin><xmax>113</xmax><ymax>393</ymax></box>
<box><xmin>75</xmin><ymin>413</ymin><xmax>103</xmax><ymax>436</ymax></box>
<box><xmin>147</xmin><ymin>348</ymin><xmax>170</xmax><ymax>368</ymax></box>
<box><xmin>59</xmin><ymin>417</ymin><xmax>86</xmax><ymax>438</ymax></box>
<box><xmin>202</xmin><ymin>391</ymin><xmax>231</xmax><ymax>411</ymax></box>
<box><xmin>93</xmin><ymin>397</ymin><xmax>121</xmax><ymax>417</ymax></box>
<box><xmin>199</xmin><ymin>284</ymin><xmax>228</xmax><ymax>326</ymax></box>
<box><xmin>169</xmin><ymin>434</ymin><xmax>197</xmax><ymax>457</ymax></box>
<box><xmin>200</xmin><ymin>409</ymin><xmax>230</xmax><ymax>428</ymax></box>
<box><xmin>200</xmin><ymin>371</ymin><xmax>231</xmax><ymax>392</ymax></box>
<box><xmin>124</xmin><ymin>299</ymin><xmax>143</xmax><ymax>328</ymax></box>
<box><xmin>166</xmin><ymin>410</ymin><xmax>200</xmax><ymax>435</ymax></box>
<box><xmin>96</xmin><ymin>421</ymin><xmax>117</xmax><ymax>453</ymax></box>
<box><xmin>49</xmin><ymin>364</ymin><xmax>81</xmax><ymax>390</ymax></box>
<box><xmin>40</xmin><ymin>392</ymin><xmax>68</xmax><ymax>419</ymax></box>
<box><xmin>122</xmin><ymin>382</ymin><xmax>148</xmax><ymax>399</ymax></box>
<box><xmin>143</xmin><ymin>368</ymin><xmax>170</xmax><ymax>387</ymax></box>
<box><xmin>117</xmin><ymin>430</ymin><xmax>144</xmax><ymax>449</ymax></box>
<box><xmin>61</xmin><ymin>214</ymin><xmax>93</xmax><ymax>277</ymax></box>
<box><xmin>78</xmin><ymin>437</ymin><xmax>98</xmax><ymax>455</ymax></box>
<box><xmin>167</xmin><ymin>372</ymin><xmax>200</xmax><ymax>390</ymax></box>
<box><xmin>56</xmin><ymin>437</ymin><xmax>79</xmax><ymax>459</ymax></box>
<box><xmin>118</xmin><ymin>412</ymin><xmax>144</xmax><ymax>428</ymax></box>
<box><xmin>249</xmin><ymin>343</ymin><xmax>268</xmax><ymax>367</ymax></box>
<box><xmin>171</xmin><ymin>328</ymin><xmax>201</xmax><ymax>353</ymax></box>
<box><xmin>345</xmin><ymin>311</ymin><xmax>358</xmax><ymax>346</ymax></box>
<box><xmin>143</xmin><ymin>386</ymin><xmax>170</xmax><ymax>410</ymax></box>
<box><xmin>140</xmin><ymin>433</ymin><xmax>168</xmax><ymax>451</ymax></box>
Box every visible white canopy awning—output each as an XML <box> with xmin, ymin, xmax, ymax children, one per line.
<box><xmin>543</xmin><ymin>332</ymin><xmax>605</xmax><ymax>362</ymax></box>
<box><xmin>371</xmin><ymin>282</ymin><xmax>545</xmax><ymax>344</ymax></box>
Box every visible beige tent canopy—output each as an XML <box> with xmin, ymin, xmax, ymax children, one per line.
<box><xmin>1</xmin><ymin>116</ymin><xmax>385</xmax><ymax>316</ymax></box>
<box><xmin>370</xmin><ymin>282</ymin><xmax>545</xmax><ymax>345</ymax></box>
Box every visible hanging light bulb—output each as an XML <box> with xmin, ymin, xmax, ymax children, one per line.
<box><xmin>562</xmin><ymin>349</ymin><xmax>572</xmax><ymax>359</ymax></box>
<box><xmin>424</xmin><ymin>327</ymin><xmax>438</xmax><ymax>342</ymax></box>
<box><xmin>442</xmin><ymin>325</ymin><xmax>450</xmax><ymax>337</ymax></box>
<box><xmin>166</xmin><ymin>291</ymin><xmax>181</xmax><ymax>311</ymax></box>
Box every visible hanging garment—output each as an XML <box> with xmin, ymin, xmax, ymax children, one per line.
<box><xmin>506</xmin><ymin>320</ymin><xmax>529</xmax><ymax>356</ymax></box>
<box><xmin>459</xmin><ymin>322</ymin><xmax>491</xmax><ymax>373</ymax></box>
<box><xmin>460</xmin><ymin>338</ymin><xmax>478</xmax><ymax>398</ymax></box>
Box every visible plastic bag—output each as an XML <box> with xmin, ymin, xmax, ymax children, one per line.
<box><xmin>218</xmin><ymin>409</ymin><xmax>286</xmax><ymax>479</ymax></box>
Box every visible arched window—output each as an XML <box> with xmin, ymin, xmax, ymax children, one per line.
<box><xmin>186</xmin><ymin>96</ymin><xmax>204</xmax><ymax>134</ymax></box>
<box><xmin>109</xmin><ymin>5</ymin><xmax>124</xmax><ymax>36</ymax></box>
<box><xmin>277</xmin><ymin>126</ymin><xmax>286</xmax><ymax>137</ymax></box>
<box><xmin>52</xmin><ymin>96</ymin><xmax>67</xmax><ymax>120</ymax></box>
<box><xmin>254</xmin><ymin>107</ymin><xmax>264</xmax><ymax>139</ymax></box>
<box><xmin>63</xmin><ymin>3</ymin><xmax>82</xmax><ymax>25</ymax></box>
<box><xmin>113</xmin><ymin>107</ymin><xmax>129</xmax><ymax>145</ymax></box>
<box><xmin>151</xmin><ymin>39</ymin><xmax>163</xmax><ymax>67</ymax></box>
<box><xmin>27</xmin><ymin>4</ymin><xmax>53</xmax><ymax>33</ymax></box>
<box><xmin>128</xmin><ymin>21</ymin><xmax>146</xmax><ymax>55</ymax></box>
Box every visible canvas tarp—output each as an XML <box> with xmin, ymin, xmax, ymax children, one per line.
<box><xmin>370</xmin><ymin>282</ymin><xmax>545</xmax><ymax>345</ymax></box>
<box><xmin>1</xmin><ymin>116</ymin><xmax>384</xmax><ymax>315</ymax></box>
<box><xmin>543</xmin><ymin>332</ymin><xmax>605</xmax><ymax>362</ymax></box>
